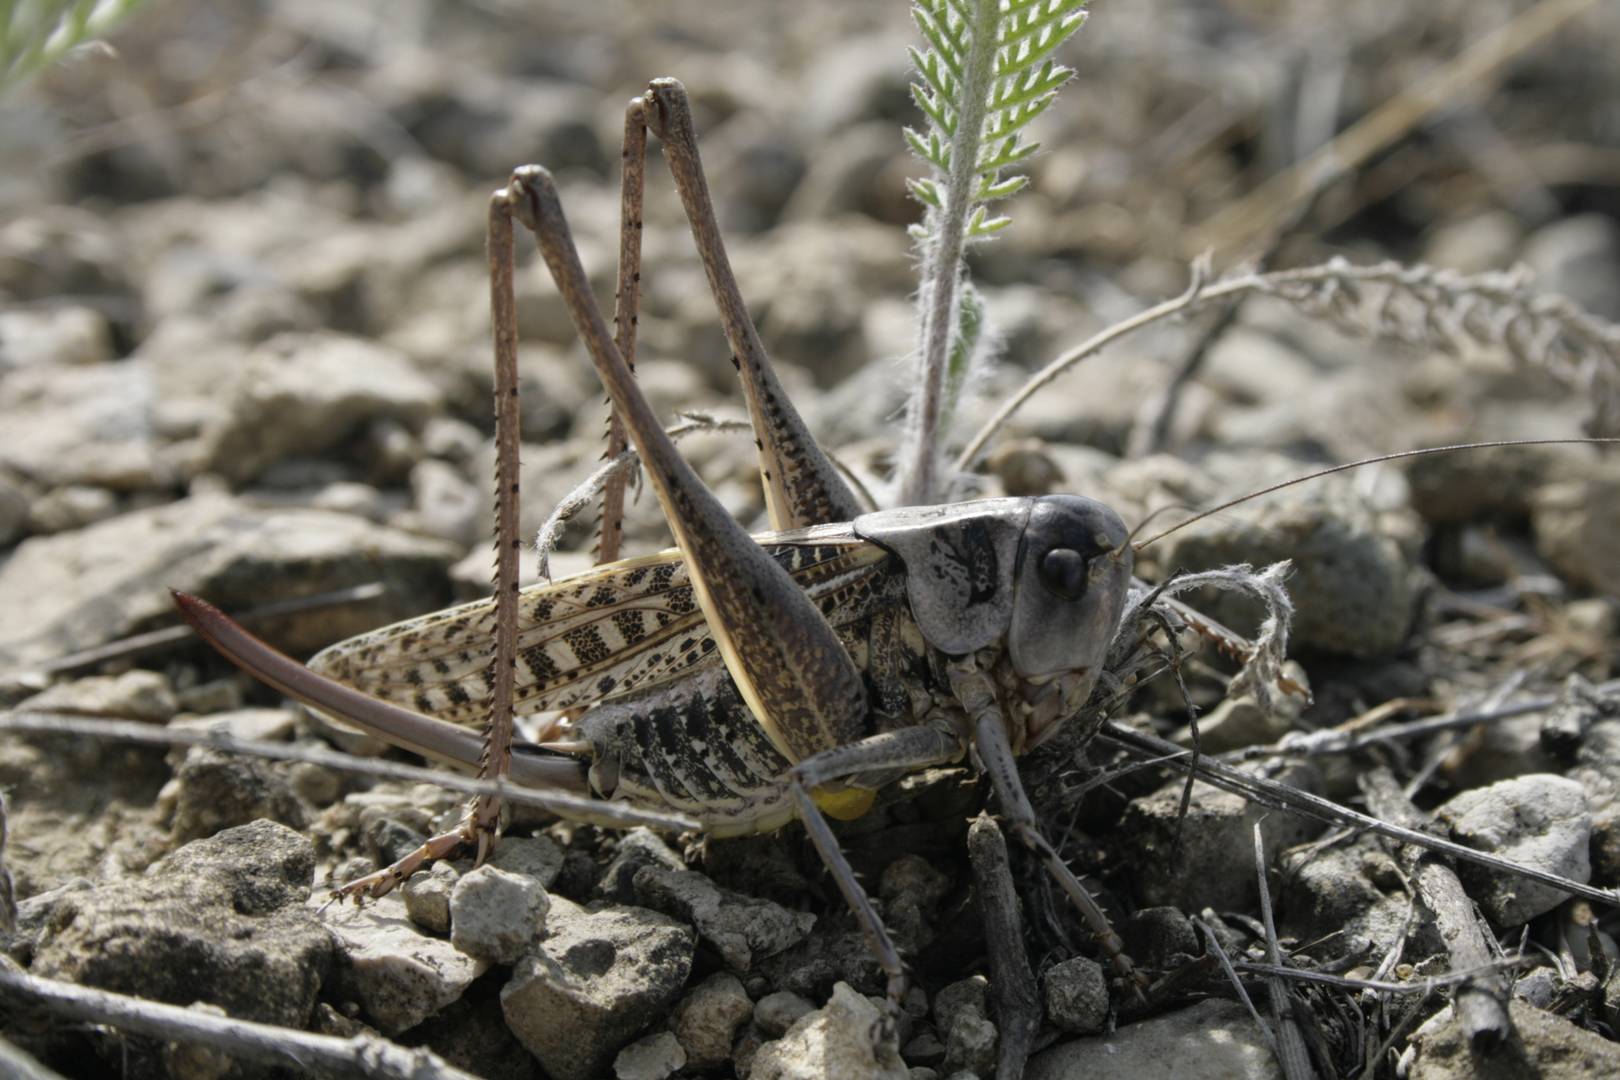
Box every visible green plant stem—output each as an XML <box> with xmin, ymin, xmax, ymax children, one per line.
<box><xmin>2</xmin><ymin>0</ymin><xmax>144</xmax><ymax>92</ymax></box>
<box><xmin>899</xmin><ymin>0</ymin><xmax>999</xmax><ymax>506</ymax></box>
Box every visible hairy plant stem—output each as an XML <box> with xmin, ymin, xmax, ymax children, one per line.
<box><xmin>899</xmin><ymin>0</ymin><xmax>1000</xmax><ymax>506</ymax></box>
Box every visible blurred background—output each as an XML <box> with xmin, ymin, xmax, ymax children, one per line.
<box><xmin>2</xmin><ymin>0</ymin><xmax>1618</xmax><ymax>668</ymax></box>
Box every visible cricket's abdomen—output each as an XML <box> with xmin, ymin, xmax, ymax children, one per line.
<box><xmin>581</xmin><ymin>670</ymin><xmax>799</xmax><ymax>834</ymax></box>
<box><xmin>576</xmin><ymin>587</ymin><xmax>942</xmax><ymax>836</ymax></box>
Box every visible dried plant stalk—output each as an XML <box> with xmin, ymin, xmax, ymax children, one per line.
<box><xmin>959</xmin><ymin>256</ymin><xmax>1620</xmax><ymax>473</ymax></box>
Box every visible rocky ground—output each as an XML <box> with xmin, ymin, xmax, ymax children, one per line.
<box><xmin>1</xmin><ymin>1</ymin><xmax>1619</xmax><ymax>1078</ymax></box>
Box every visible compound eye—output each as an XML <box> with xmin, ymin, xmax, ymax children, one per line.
<box><xmin>1038</xmin><ymin>547</ymin><xmax>1089</xmax><ymax>600</ymax></box>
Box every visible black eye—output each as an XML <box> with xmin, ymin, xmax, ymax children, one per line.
<box><xmin>1038</xmin><ymin>547</ymin><xmax>1089</xmax><ymax>600</ymax></box>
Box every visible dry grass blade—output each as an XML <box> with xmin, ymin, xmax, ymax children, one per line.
<box><xmin>1231</xmin><ymin>959</ymin><xmax>1531</xmax><ymax>997</ymax></box>
<box><xmin>1235</xmin><ymin>677</ymin><xmax>1620</xmax><ymax>762</ymax></box>
<box><xmin>1253</xmin><ymin>825</ymin><xmax>1319</xmax><ymax>1080</ymax></box>
<box><xmin>1192</xmin><ymin>0</ymin><xmax>1602</xmax><ymax>257</ymax></box>
<box><xmin>18</xmin><ymin>583</ymin><xmax>387</xmax><ymax>680</ymax></box>
<box><xmin>1253</xmin><ymin>259</ymin><xmax>1620</xmax><ymax>426</ymax></box>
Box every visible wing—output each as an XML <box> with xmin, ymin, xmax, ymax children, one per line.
<box><xmin>309</xmin><ymin>524</ymin><xmax>891</xmax><ymax>729</ymax></box>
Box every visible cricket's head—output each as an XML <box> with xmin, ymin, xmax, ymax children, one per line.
<box><xmin>854</xmin><ymin>494</ymin><xmax>1132</xmax><ymax>747</ymax></box>
<box><xmin>1006</xmin><ymin>495</ymin><xmax>1133</xmax><ymax>748</ymax></box>
<box><xmin>1007</xmin><ymin>495</ymin><xmax>1134</xmax><ymax>676</ymax></box>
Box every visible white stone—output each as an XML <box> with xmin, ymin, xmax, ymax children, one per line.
<box><xmin>1437</xmin><ymin>774</ymin><xmax>1592</xmax><ymax>926</ymax></box>
<box><xmin>449</xmin><ymin>864</ymin><xmax>548</xmax><ymax>964</ymax></box>
<box><xmin>750</xmin><ymin>983</ymin><xmax>908</xmax><ymax>1080</ymax></box>
<box><xmin>318</xmin><ymin>893</ymin><xmax>486</xmax><ymax>1035</ymax></box>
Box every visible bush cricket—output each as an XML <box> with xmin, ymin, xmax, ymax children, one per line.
<box><xmin>172</xmin><ymin>77</ymin><xmax>1618</xmax><ymax>1035</ymax></box>
<box><xmin>177</xmin><ymin>77</ymin><xmax>1158</xmax><ymax>1013</ymax></box>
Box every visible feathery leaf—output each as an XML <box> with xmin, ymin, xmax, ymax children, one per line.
<box><xmin>904</xmin><ymin>0</ymin><xmax>1086</xmax><ymax>244</ymax></box>
<box><xmin>898</xmin><ymin>0</ymin><xmax>1089</xmax><ymax>506</ymax></box>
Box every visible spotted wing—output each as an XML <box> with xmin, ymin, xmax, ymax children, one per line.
<box><xmin>309</xmin><ymin>526</ymin><xmax>890</xmax><ymax>729</ymax></box>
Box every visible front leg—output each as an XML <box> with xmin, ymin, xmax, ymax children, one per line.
<box><xmin>947</xmin><ymin>656</ymin><xmax>1146</xmax><ymax>991</ymax></box>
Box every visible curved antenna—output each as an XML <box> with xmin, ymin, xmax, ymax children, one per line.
<box><xmin>1106</xmin><ymin>501</ymin><xmax>1194</xmax><ymax>565</ymax></box>
<box><xmin>1119</xmin><ymin>502</ymin><xmax>1195</xmax><ymax>551</ymax></box>
<box><xmin>1133</xmin><ymin>437</ymin><xmax>1618</xmax><ymax>552</ymax></box>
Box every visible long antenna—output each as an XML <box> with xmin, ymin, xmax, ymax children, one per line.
<box><xmin>1134</xmin><ymin>438</ymin><xmax>1618</xmax><ymax>551</ymax></box>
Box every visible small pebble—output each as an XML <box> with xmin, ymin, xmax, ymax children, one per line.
<box><xmin>755</xmin><ymin>989</ymin><xmax>816</xmax><ymax>1038</ymax></box>
<box><xmin>449</xmin><ymin>864</ymin><xmax>549</xmax><ymax>963</ymax></box>
<box><xmin>614</xmin><ymin>1030</ymin><xmax>686</xmax><ymax>1080</ymax></box>
<box><xmin>1042</xmin><ymin>956</ymin><xmax>1108</xmax><ymax>1035</ymax></box>
<box><xmin>672</xmin><ymin>972</ymin><xmax>755</xmax><ymax>1070</ymax></box>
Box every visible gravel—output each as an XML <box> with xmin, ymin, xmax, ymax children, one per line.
<box><xmin>3</xmin><ymin>2</ymin><xmax>1618</xmax><ymax>1078</ymax></box>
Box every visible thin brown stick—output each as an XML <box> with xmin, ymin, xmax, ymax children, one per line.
<box><xmin>956</xmin><ymin>259</ymin><xmax>1620</xmax><ymax>473</ymax></box>
<box><xmin>20</xmin><ymin>582</ymin><xmax>386</xmax><ymax>679</ymax></box>
<box><xmin>1232</xmin><ymin>958</ymin><xmax>1528</xmax><ymax>995</ymax></box>
<box><xmin>1098</xmin><ymin>721</ymin><xmax>1620</xmax><ymax>908</ymax></box>
<box><xmin>0</xmin><ymin>967</ymin><xmax>480</xmax><ymax>1080</ymax></box>
<box><xmin>955</xmin><ymin>260</ymin><xmax>1212</xmax><ymax>471</ymax></box>
<box><xmin>967</xmin><ymin>812</ymin><xmax>1040</xmax><ymax>1080</ymax></box>
<box><xmin>1195</xmin><ymin>917</ymin><xmax>1275</xmax><ymax>1049</ymax></box>
<box><xmin>1253</xmin><ymin>826</ymin><xmax>1319</xmax><ymax>1080</ymax></box>
<box><xmin>1226</xmin><ymin>678</ymin><xmax>1620</xmax><ymax>761</ymax></box>
<box><xmin>0</xmin><ymin>710</ymin><xmax>697</xmax><ymax>831</ymax></box>
<box><xmin>1361</xmin><ymin>769</ymin><xmax>1512</xmax><ymax>1049</ymax></box>
<box><xmin>1128</xmin><ymin>207</ymin><xmax>1300</xmax><ymax>458</ymax></box>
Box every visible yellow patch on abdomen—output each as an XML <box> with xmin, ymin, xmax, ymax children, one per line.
<box><xmin>812</xmin><ymin>785</ymin><xmax>876</xmax><ymax>821</ymax></box>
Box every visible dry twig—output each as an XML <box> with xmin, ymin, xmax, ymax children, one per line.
<box><xmin>958</xmin><ymin>258</ymin><xmax>1620</xmax><ymax>472</ymax></box>
<box><xmin>0</xmin><ymin>967</ymin><xmax>479</xmax><ymax>1080</ymax></box>
<box><xmin>967</xmin><ymin>812</ymin><xmax>1042</xmax><ymax>1080</ymax></box>
<box><xmin>1097</xmin><ymin>721</ymin><xmax>1620</xmax><ymax>909</ymax></box>
<box><xmin>1253</xmin><ymin>825</ymin><xmax>1319</xmax><ymax>1080</ymax></box>
<box><xmin>1361</xmin><ymin>768</ymin><xmax>1512</xmax><ymax>1049</ymax></box>
<box><xmin>0</xmin><ymin>711</ymin><xmax>698</xmax><ymax>832</ymax></box>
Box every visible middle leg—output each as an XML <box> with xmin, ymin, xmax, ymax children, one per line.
<box><xmin>787</xmin><ymin>726</ymin><xmax>967</xmax><ymax>1011</ymax></box>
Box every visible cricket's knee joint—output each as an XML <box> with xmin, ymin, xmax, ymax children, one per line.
<box><xmin>643</xmin><ymin>77</ymin><xmax>690</xmax><ymax>140</ymax></box>
<box><xmin>503</xmin><ymin>165</ymin><xmax>553</xmax><ymax>228</ymax></box>
<box><xmin>790</xmin><ymin>751</ymin><xmax>842</xmax><ymax>789</ymax></box>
